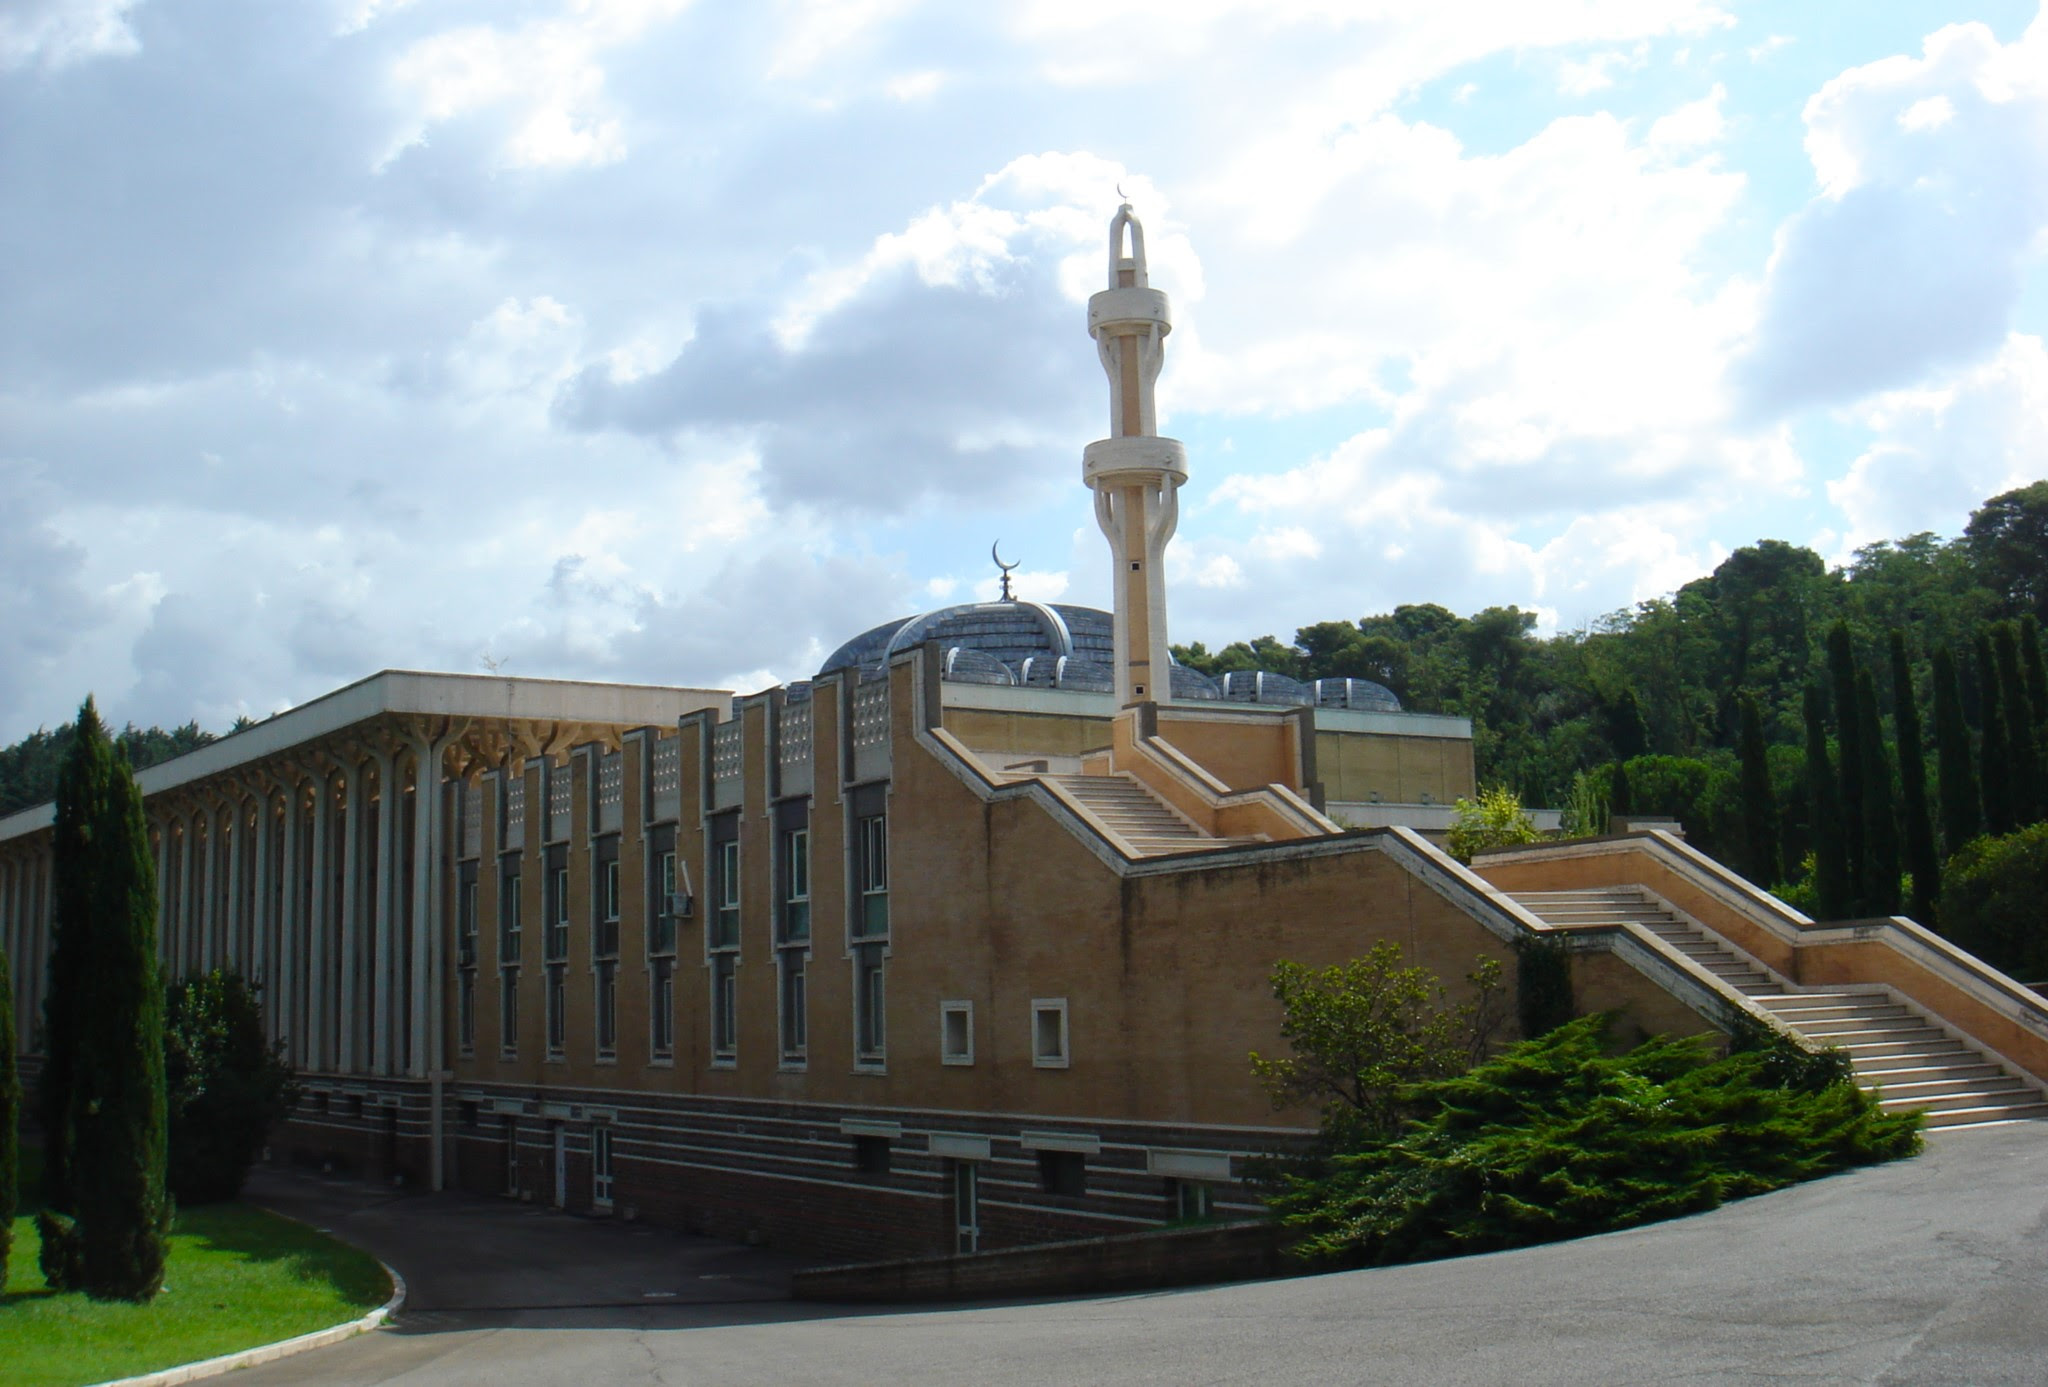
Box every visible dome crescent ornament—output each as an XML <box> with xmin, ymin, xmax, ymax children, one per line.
<box><xmin>991</xmin><ymin>540</ymin><xmax>1020</xmax><ymax>601</ymax></box>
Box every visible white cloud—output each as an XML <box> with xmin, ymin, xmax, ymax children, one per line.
<box><xmin>1829</xmin><ymin>333</ymin><xmax>2048</xmax><ymax>553</ymax></box>
<box><xmin>0</xmin><ymin>0</ymin><xmax>139</xmax><ymax>70</ymax></box>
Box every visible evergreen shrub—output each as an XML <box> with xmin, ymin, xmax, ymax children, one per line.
<box><xmin>166</xmin><ymin>971</ymin><xmax>299</xmax><ymax>1204</ymax></box>
<box><xmin>1270</xmin><ymin>1015</ymin><xmax>1921</xmax><ymax>1268</ymax></box>
<box><xmin>37</xmin><ymin>1209</ymin><xmax>85</xmax><ymax>1290</ymax></box>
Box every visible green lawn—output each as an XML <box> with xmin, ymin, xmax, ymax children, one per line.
<box><xmin>3</xmin><ymin>1150</ymin><xmax>391</xmax><ymax>1387</ymax></box>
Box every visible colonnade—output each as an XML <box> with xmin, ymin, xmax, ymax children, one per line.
<box><xmin>0</xmin><ymin>715</ymin><xmax>485</xmax><ymax>1081</ymax></box>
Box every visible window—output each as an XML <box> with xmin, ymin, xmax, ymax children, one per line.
<box><xmin>650</xmin><ymin>955</ymin><xmax>675</xmax><ymax>1058</ymax></box>
<box><xmin>852</xmin><ymin>1135</ymin><xmax>891</xmax><ymax>1174</ymax></box>
<box><xmin>499</xmin><ymin>870</ymin><xmax>521</xmax><ymax>963</ymax></box>
<box><xmin>711</xmin><ymin>955</ymin><xmax>737</xmax><ymax>1058</ymax></box>
<box><xmin>777</xmin><ymin>823</ymin><xmax>809</xmax><ymax>1063</ymax></box>
<box><xmin>597</xmin><ymin>857</ymin><xmax>621</xmax><ymax>957</ymax></box>
<box><xmin>457</xmin><ymin>879</ymin><xmax>479</xmax><ymax>968</ymax></box>
<box><xmin>651</xmin><ymin>849</ymin><xmax>680</xmax><ymax>957</ymax></box>
<box><xmin>856</xmin><ymin>813</ymin><xmax>888</xmax><ymax>937</ymax></box>
<box><xmin>459</xmin><ymin>1100</ymin><xmax>480</xmax><ymax>1130</ymax></box>
<box><xmin>458</xmin><ymin>971</ymin><xmax>476</xmax><ymax>1052</ymax></box>
<box><xmin>499</xmin><ymin>970</ymin><xmax>519</xmax><ymax>1055</ymax></box>
<box><xmin>595</xmin><ymin>850</ymin><xmax>619</xmax><ymax>1059</ymax></box>
<box><xmin>546</xmin><ymin>866</ymin><xmax>571</xmax><ymax>961</ymax></box>
<box><xmin>1171</xmin><ymin>1179</ymin><xmax>1215</xmax><ymax>1223</ymax></box>
<box><xmin>714</xmin><ymin>839</ymin><xmax>740</xmax><ymax>948</ymax></box>
<box><xmin>595</xmin><ymin>962</ymin><xmax>617</xmax><ymax>1057</ymax></box>
<box><xmin>940</xmin><ymin>1001</ymin><xmax>973</xmax><ymax>1065</ymax></box>
<box><xmin>592</xmin><ymin>1125</ymin><xmax>615</xmax><ymax>1206</ymax></box>
<box><xmin>1037</xmin><ymin>1150</ymin><xmax>1086</xmax><ymax>1196</ymax></box>
<box><xmin>855</xmin><ymin>945</ymin><xmax>886</xmax><ymax>1062</ymax></box>
<box><xmin>547</xmin><ymin>968</ymin><xmax>566</xmax><ymax>1055</ymax></box>
<box><xmin>1032</xmin><ymin>998</ymin><xmax>1069</xmax><ymax>1069</ymax></box>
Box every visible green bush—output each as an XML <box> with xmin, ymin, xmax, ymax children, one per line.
<box><xmin>1446</xmin><ymin>787</ymin><xmax>1542</xmax><ymax>863</ymax></box>
<box><xmin>1270</xmin><ymin>1015</ymin><xmax>1921</xmax><ymax>1268</ymax></box>
<box><xmin>166</xmin><ymin>972</ymin><xmax>299</xmax><ymax>1205</ymax></box>
<box><xmin>37</xmin><ymin>1209</ymin><xmax>85</xmax><ymax>1290</ymax></box>
<box><xmin>1941</xmin><ymin>823</ymin><xmax>2048</xmax><ymax>981</ymax></box>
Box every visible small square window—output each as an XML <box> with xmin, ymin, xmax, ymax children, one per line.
<box><xmin>1032</xmin><ymin>998</ymin><xmax>1069</xmax><ymax>1069</ymax></box>
<box><xmin>940</xmin><ymin>1001</ymin><xmax>973</xmax><ymax>1066</ymax></box>
<box><xmin>1037</xmin><ymin>1149</ymin><xmax>1086</xmax><ymax>1196</ymax></box>
<box><xmin>852</xmin><ymin>1135</ymin><xmax>891</xmax><ymax>1175</ymax></box>
<box><xmin>1172</xmin><ymin>1179</ymin><xmax>1215</xmax><ymax>1223</ymax></box>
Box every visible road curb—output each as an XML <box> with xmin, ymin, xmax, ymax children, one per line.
<box><xmin>91</xmin><ymin>1261</ymin><xmax>406</xmax><ymax>1387</ymax></box>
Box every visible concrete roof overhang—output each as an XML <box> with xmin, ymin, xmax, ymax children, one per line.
<box><xmin>0</xmin><ymin>669</ymin><xmax>733</xmax><ymax>844</ymax></box>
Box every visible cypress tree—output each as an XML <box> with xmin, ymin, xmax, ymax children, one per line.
<box><xmin>0</xmin><ymin>941</ymin><xmax>17</xmax><ymax>1288</ymax></box>
<box><xmin>1978</xmin><ymin>633</ymin><xmax>2015</xmax><ymax>836</ymax></box>
<box><xmin>69</xmin><ymin>727</ymin><xmax>170</xmax><ymax>1301</ymax></box>
<box><xmin>1737</xmin><ymin>693</ymin><xmax>1778</xmax><ymax>886</ymax></box>
<box><xmin>42</xmin><ymin>695</ymin><xmax>113</xmax><ymax>1214</ymax></box>
<box><xmin>1827</xmin><ymin>623</ymin><xmax>1868</xmax><ymax>909</ymax></box>
<box><xmin>1855</xmin><ymin>669</ymin><xmax>1902</xmax><ymax>916</ymax></box>
<box><xmin>1890</xmin><ymin>632</ymin><xmax>1940</xmax><ymax>925</ymax></box>
<box><xmin>1608</xmin><ymin>759</ymin><xmax>1633</xmax><ymax>820</ymax></box>
<box><xmin>2023</xmin><ymin>616</ymin><xmax>2048</xmax><ymax>751</ymax></box>
<box><xmin>1993</xmin><ymin>622</ymin><xmax>2043</xmax><ymax>825</ymax></box>
<box><xmin>1932</xmin><ymin>646</ymin><xmax>1983</xmax><ymax>853</ymax></box>
<box><xmin>1804</xmin><ymin>683</ymin><xmax>1850</xmax><ymax>918</ymax></box>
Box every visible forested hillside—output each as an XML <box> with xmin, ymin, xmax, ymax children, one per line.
<box><xmin>0</xmin><ymin>721</ymin><xmax>217</xmax><ymax>818</ymax></box>
<box><xmin>1176</xmin><ymin>482</ymin><xmax>2048</xmax><ymax>919</ymax></box>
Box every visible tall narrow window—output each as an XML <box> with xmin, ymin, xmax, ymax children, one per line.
<box><xmin>498</xmin><ymin>867</ymin><xmax>521</xmax><ymax>1057</ymax></box>
<box><xmin>853</xmin><ymin>810</ymin><xmax>888</xmax><ymax>1064</ymax></box>
<box><xmin>950</xmin><ymin>1161</ymin><xmax>979</xmax><ymax>1254</ymax></box>
<box><xmin>545</xmin><ymin>861</ymin><xmax>569</xmax><ymax>1058</ymax></box>
<box><xmin>457</xmin><ymin>874</ymin><xmax>479</xmax><ymax>1053</ymax></box>
<box><xmin>708</xmin><ymin>819</ymin><xmax>740</xmax><ymax>1062</ymax></box>
<box><xmin>777</xmin><ymin>823</ymin><xmax>810</xmax><ymax>1063</ymax></box>
<box><xmin>649</xmin><ymin>842</ymin><xmax>678</xmax><ymax>1060</ymax></box>
<box><xmin>594</xmin><ymin>851</ymin><xmax>620</xmax><ymax>1059</ymax></box>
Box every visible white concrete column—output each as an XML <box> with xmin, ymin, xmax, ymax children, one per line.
<box><xmin>179</xmin><ymin>809</ymin><xmax>198</xmax><ymax>977</ymax></box>
<box><xmin>371</xmin><ymin>745</ymin><xmax>400</xmax><ymax>1077</ymax></box>
<box><xmin>406</xmin><ymin>731</ymin><xmax>457</xmax><ymax>1080</ymax></box>
<box><xmin>33</xmin><ymin>848</ymin><xmax>52</xmax><ymax>1046</ymax></box>
<box><xmin>201</xmin><ymin>800</ymin><xmax>226</xmax><ymax>972</ymax></box>
<box><xmin>339</xmin><ymin>758</ymin><xmax>366</xmax><ymax>1073</ymax></box>
<box><xmin>310</xmin><ymin>770</ymin><xmax>337</xmax><ymax>1074</ymax></box>
<box><xmin>253</xmin><ymin>785</ymin><xmax>276</xmax><ymax>1027</ymax></box>
<box><xmin>2</xmin><ymin>857</ymin><xmax>19</xmax><ymax>1038</ymax></box>
<box><xmin>153</xmin><ymin>822</ymin><xmax>171</xmax><ymax>967</ymax></box>
<box><xmin>226</xmin><ymin>792</ymin><xmax>249</xmax><ymax>973</ymax></box>
<box><xmin>278</xmin><ymin>777</ymin><xmax>304</xmax><ymax>1064</ymax></box>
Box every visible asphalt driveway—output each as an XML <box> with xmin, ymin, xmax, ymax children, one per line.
<box><xmin>235</xmin><ymin>1120</ymin><xmax>2048</xmax><ymax>1386</ymax></box>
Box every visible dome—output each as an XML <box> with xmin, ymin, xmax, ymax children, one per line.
<box><xmin>1314</xmin><ymin>676</ymin><xmax>1402</xmax><ymax>713</ymax></box>
<box><xmin>1218</xmin><ymin>670</ymin><xmax>1314</xmax><ymax>707</ymax></box>
<box><xmin>819</xmin><ymin>598</ymin><xmax>1214</xmax><ymax>696</ymax></box>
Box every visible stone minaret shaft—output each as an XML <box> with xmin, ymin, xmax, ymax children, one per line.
<box><xmin>1085</xmin><ymin>205</ymin><xmax>1187</xmax><ymax>706</ymax></box>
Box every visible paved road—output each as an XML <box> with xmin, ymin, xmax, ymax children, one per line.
<box><xmin>239</xmin><ymin>1122</ymin><xmax>2048</xmax><ymax>1386</ymax></box>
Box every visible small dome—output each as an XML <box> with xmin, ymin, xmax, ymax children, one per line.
<box><xmin>1314</xmin><ymin>676</ymin><xmax>1402</xmax><ymax>713</ymax></box>
<box><xmin>1218</xmin><ymin>670</ymin><xmax>1314</xmax><ymax>707</ymax></box>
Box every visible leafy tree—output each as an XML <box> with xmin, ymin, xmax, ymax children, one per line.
<box><xmin>1250</xmin><ymin>944</ymin><xmax>1505</xmax><ymax>1151</ymax></box>
<box><xmin>1932</xmin><ymin>646</ymin><xmax>1983</xmax><ymax>854</ymax></box>
<box><xmin>1964</xmin><ymin>481</ymin><xmax>2048</xmax><ymax>623</ymax></box>
<box><xmin>1</xmin><ymin>719</ymin><xmax>216</xmax><ymax>818</ymax></box>
<box><xmin>1268</xmin><ymin>1015</ymin><xmax>1920</xmax><ymax>1269</ymax></box>
<box><xmin>1445</xmin><ymin>787</ymin><xmax>1542</xmax><ymax>863</ymax></box>
<box><xmin>1942</xmin><ymin>823</ymin><xmax>2048</xmax><ymax>981</ymax></box>
<box><xmin>62</xmin><ymin>707</ymin><xmax>170</xmax><ymax>1301</ymax></box>
<box><xmin>1890</xmin><ymin>632</ymin><xmax>1939</xmax><ymax>925</ymax></box>
<box><xmin>1804</xmin><ymin>684</ymin><xmax>1850</xmax><ymax>918</ymax></box>
<box><xmin>1737</xmin><ymin>694</ymin><xmax>1779</xmax><ymax>886</ymax></box>
<box><xmin>0</xmin><ymin>942</ymin><xmax>16</xmax><ymax>1287</ymax></box>
<box><xmin>166</xmin><ymin>971</ymin><xmax>298</xmax><ymax>1204</ymax></box>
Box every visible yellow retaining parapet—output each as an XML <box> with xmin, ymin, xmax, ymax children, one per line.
<box><xmin>1474</xmin><ymin>831</ymin><xmax>2048</xmax><ymax>1087</ymax></box>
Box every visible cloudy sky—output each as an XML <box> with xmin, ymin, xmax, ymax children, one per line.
<box><xmin>3</xmin><ymin>0</ymin><xmax>2046</xmax><ymax>741</ymax></box>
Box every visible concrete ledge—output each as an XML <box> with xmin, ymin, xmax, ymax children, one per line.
<box><xmin>93</xmin><ymin>1262</ymin><xmax>405</xmax><ymax>1387</ymax></box>
<box><xmin>793</xmin><ymin>1220</ymin><xmax>1288</xmax><ymax>1303</ymax></box>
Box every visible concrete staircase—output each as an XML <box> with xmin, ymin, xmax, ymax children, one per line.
<box><xmin>1512</xmin><ymin>887</ymin><xmax>2048</xmax><ymax>1130</ymax></box>
<box><xmin>1049</xmin><ymin>773</ymin><xmax>1262</xmax><ymax>856</ymax></box>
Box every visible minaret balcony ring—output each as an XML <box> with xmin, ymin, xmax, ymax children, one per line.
<box><xmin>1087</xmin><ymin>287</ymin><xmax>1172</xmax><ymax>338</ymax></box>
<box><xmin>1083</xmin><ymin>436</ymin><xmax>1188</xmax><ymax>488</ymax></box>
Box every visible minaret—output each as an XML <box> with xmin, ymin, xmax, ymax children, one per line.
<box><xmin>1085</xmin><ymin>204</ymin><xmax>1186</xmax><ymax>706</ymax></box>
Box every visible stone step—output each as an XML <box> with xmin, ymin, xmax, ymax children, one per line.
<box><xmin>1853</xmin><ymin>1059</ymin><xmax>2005</xmax><ymax>1085</ymax></box>
<box><xmin>1917</xmin><ymin>1100</ymin><xmax>2048</xmax><ymax>1128</ymax></box>
<box><xmin>1836</xmin><ymin>1037</ymin><xmax>1972</xmax><ymax>1061</ymax></box>
<box><xmin>1796</xmin><ymin>1016</ymin><xmax>1945</xmax><ymax>1040</ymax></box>
<box><xmin>1764</xmin><ymin>1002</ymin><xmax>1913</xmax><ymax>1025</ymax></box>
<box><xmin>1866</xmin><ymin>1075</ymin><xmax>2037</xmax><ymax>1105</ymax></box>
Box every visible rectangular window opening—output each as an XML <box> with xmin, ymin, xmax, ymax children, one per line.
<box><xmin>852</xmin><ymin>1135</ymin><xmax>891</xmax><ymax>1175</ymax></box>
<box><xmin>940</xmin><ymin>1001</ymin><xmax>973</xmax><ymax>1066</ymax></box>
<box><xmin>1032</xmin><ymin>998</ymin><xmax>1069</xmax><ymax>1069</ymax></box>
<box><xmin>1037</xmin><ymin>1149</ymin><xmax>1086</xmax><ymax>1197</ymax></box>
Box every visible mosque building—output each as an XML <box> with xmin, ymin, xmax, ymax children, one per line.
<box><xmin>2</xmin><ymin>208</ymin><xmax>2043</xmax><ymax>1260</ymax></box>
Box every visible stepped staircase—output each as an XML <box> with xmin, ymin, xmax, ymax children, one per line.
<box><xmin>1512</xmin><ymin>887</ymin><xmax>2048</xmax><ymax>1130</ymax></box>
<box><xmin>1047</xmin><ymin>773</ymin><xmax>1264</xmax><ymax>856</ymax></box>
